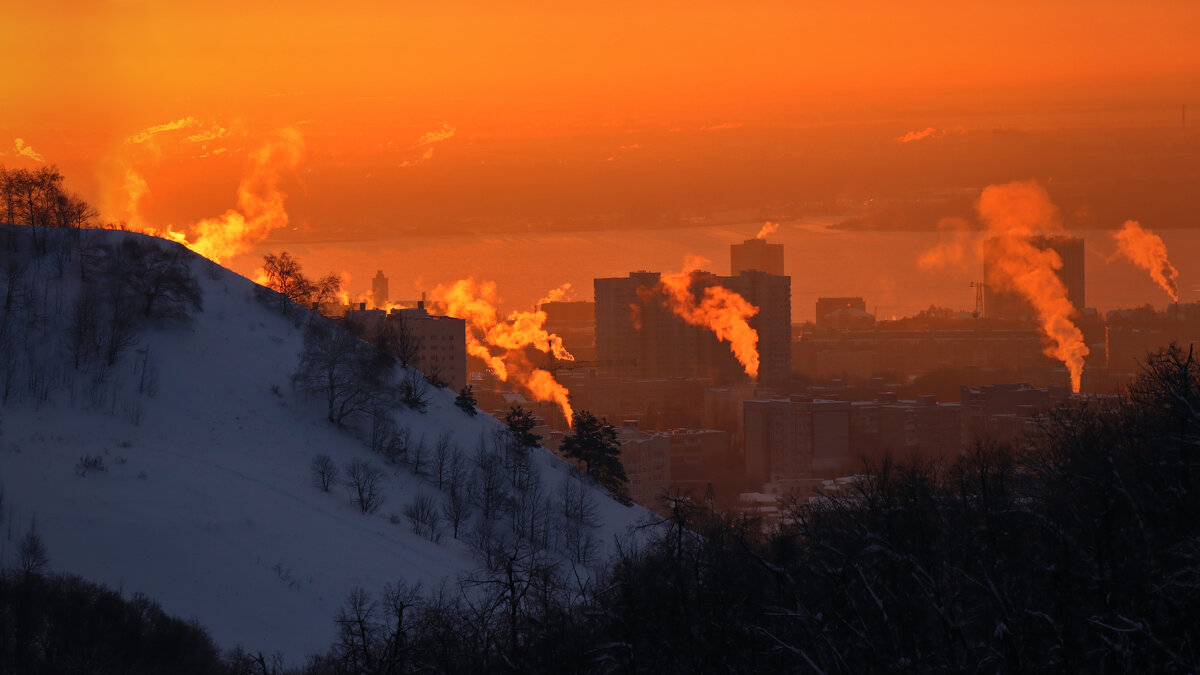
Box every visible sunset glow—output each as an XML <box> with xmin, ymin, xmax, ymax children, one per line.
<box><xmin>3</xmin><ymin>2</ymin><xmax>1199</xmax><ymax>386</ymax></box>
<box><xmin>6</xmin><ymin>3</ymin><xmax>1200</xmax><ymax>665</ymax></box>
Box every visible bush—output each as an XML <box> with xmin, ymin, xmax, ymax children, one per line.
<box><xmin>75</xmin><ymin>453</ymin><xmax>107</xmax><ymax>476</ymax></box>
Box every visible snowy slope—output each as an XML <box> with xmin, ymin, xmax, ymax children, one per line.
<box><xmin>0</xmin><ymin>227</ymin><xmax>648</xmax><ymax>661</ymax></box>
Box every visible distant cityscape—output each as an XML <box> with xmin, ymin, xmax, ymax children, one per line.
<box><xmin>322</xmin><ymin>233</ymin><xmax>1198</xmax><ymax>516</ymax></box>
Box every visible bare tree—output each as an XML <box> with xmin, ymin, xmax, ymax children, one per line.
<box><xmin>471</xmin><ymin>444</ymin><xmax>508</xmax><ymax>526</ymax></box>
<box><xmin>400</xmin><ymin>368</ymin><xmax>430</xmax><ymax>411</ymax></box>
<box><xmin>406</xmin><ymin>434</ymin><xmax>428</xmax><ymax>475</ymax></box>
<box><xmin>557</xmin><ymin>472</ymin><xmax>599</xmax><ymax>564</ymax></box>
<box><xmin>261</xmin><ymin>251</ymin><xmax>317</xmax><ymax>315</ymax></box>
<box><xmin>432</xmin><ymin>431</ymin><xmax>455</xmax><ymax>490</ymax></box>
<box><xmin>67</xmin><ymin>292</ymin><xmax>103</xmax><ymax>369</ymax></box>
<box><xmin>100</xmin><ymin>293</ymin><xmax>139</xmax><ymax>366</ymax></box>
<box><xmin>382</xmin><ymin>314</ymin><xmax>421</xmax><ymax>369</ymax></box>
<box><xmin>311</xmin><ymin>453</ymin><xmax>339</xmax><ymax>492</ymax></box>
<box><xmin>312</xmin><ymin>272</ymin><xmax>343</xmax><ymax>308</ymax></box>
<box><xmin>369</xmin><ymin>404</ymin><xmax>397</xmax><ymax>456</ymax></box>
<box><xmin>294</xmin><ymin>321</ymin><xmax>389</xmax><ymax>427</ymax></box>
<box><xmin>442</xmin><ymin>480</ymin><xmax>473</xmax><ymax>540</ymax></box>
<box><xmin>3</xmin><ymin>260</ymin><xmax>26</xmax><ymax>311</ymax></box>
<box><xmin>18</xmin><ymin>519</ymin><xmax>48</xmax><ymax>576</ymax></box>
<box><xmin>404</xmin><ymin>494</ymin><xmax>443</xmax><ymax>542</ymax></box>
<box><xmin>335</xmin><ymin>586</ymin><xmax>382</xmax><ymax>673</ymax></box>
<box><xmin>345</xmin><ymin>459</ymin><xmax>386</xmax><ymax>514</ymax></box>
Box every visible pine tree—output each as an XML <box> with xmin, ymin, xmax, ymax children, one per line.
<box><xmin>505</xmin><ymin>405</ymin><xmax>541</xmax><ymax>450</ymax></box>
<box><xmin>560</xmin><ymin>410</ymin><xmax>629</xmax><ymax>503</ymax></box>
<box><xmin>455</xmin><ymin>385</ymin><xmax>478</xmax><ymax>416</ymax></box>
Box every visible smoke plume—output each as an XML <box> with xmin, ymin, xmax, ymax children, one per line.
<box><xmin>151</xmin><ymin>127</ymin><xmax>305</xmax><ymax>264</ymax></box>
<box><xmin>654</xmin><ymin>257</ymin><xmax>761</xmax><ymax>378</ymax></box>
<box><xmin>537</xmin><ymin>282</ymin><xmax>574</xmax><ymax>305</ymax></box>
<box><xmin>977</xmin><ymin>181</ymin><xmax>1088</xmax><ymax>392</ymax></box>
<box><xmin>756</xmin><ymin>222</ymin><xmax>779</xmax><ymax>240</ymax></box>
<box><xmin>1112</xmin><ymin>220</ymin><xmax>1179</xmax><ymax>302</ymax></box>
<box><xmin>107</xmin><ymin>116</ymin><xmax>239</xmax><ymax>238</ymax></box>
<box><xmin>916</xmin><ymin>218</ymin><xmax>974</xmax><ymax>271</ymax></box>
<box><xmin>430</xmin><ymin>278</ymin><xmax>575</xmax><ymax>425</ymax></box>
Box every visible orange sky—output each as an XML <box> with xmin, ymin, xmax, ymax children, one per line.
<box><xmin>2</xmin><ymin>1</ymin><xmax>1199</xmax><ymax>313</ymax></box>
<box><xmin>6</xmin><ymin>1</ymin><xmax>1198</xmax><ymax>135</ymax></box>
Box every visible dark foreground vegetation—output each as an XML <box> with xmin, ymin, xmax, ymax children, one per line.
<box><xmin>0</xmin><ymin>570</ymin><xmax>226</xmax><ymax>675</ymax></box>
<box><xmin>295</xmin><ymin>345</ymin><xmax>1199</xmax><ymax>674</ymax></box>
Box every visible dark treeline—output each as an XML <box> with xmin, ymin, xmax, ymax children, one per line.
<box><xmin>0</xmin><ymin>165</ymin><xmax>97</xmax><ymax>254</ymax></box>
<box><xmin>0</xmin><ymin>570</ymin><xmax>227</xmax><ymax>675</ymax></box>
<box><xmin>295</xmin><ymin>345</ymin><xmax>1199</xmax><ymax>674</ymax></box>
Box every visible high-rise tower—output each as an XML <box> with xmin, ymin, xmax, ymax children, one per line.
<box><xmin>731</xmin><ymin>238</ymin><xmax>784</xmax><ymax>276</ymax></box>
<box><xmin>983</xmin><ymin>235</ymin><xmax>1085</xmax><ymax>319</ymax></box>
<box><xmin>371</xmin><ymin>270</ymin><xmax>389</xmax><ymax>309</ymax></box>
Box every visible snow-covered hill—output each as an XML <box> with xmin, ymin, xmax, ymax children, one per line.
<box><xmin>0</xmin><ymin>226</ymin><xmax>647</xmax><ymax>662</ymax></box>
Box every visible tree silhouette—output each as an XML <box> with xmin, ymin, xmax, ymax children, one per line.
<box><xmin>455</xmin><ymin>385</ymin><xmax>478</xmax><ymax>416</ymax></box>
<box><xmin>294</xmin><ymin>321</ymin><xmax>388</xmax><ymax>426</ymax></box>
<box><xmin>260</xmin><ymin>251</ymin><xmax>338</xmax><ymax>315</ymax></box>
<box><xmin>504</xmin><ymin>405</ymin><xmax>541</xmax><ymax>451</ymax></box>
<box><xmin>560</xmin><ymin>410</ymin><xmax>628</xmax><ymax>502</ymax></box>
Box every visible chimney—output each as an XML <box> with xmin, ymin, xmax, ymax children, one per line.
<box><xmin>359</xmin><ymin>302</ymin><xmax>366</xmax><ymax>311</ymax></box>
<box><xmin>418</xmin><ymin>300</ymin><xmax>425</xmax><ymax>310</ymax></box>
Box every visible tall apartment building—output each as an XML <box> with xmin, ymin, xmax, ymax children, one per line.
<box><xmin>744</xmin><ymin>394</ymin><xmax>963</xmax><ymax>489</ymax></box>
<box><xmin>344</xmin><ymin>304</ymin><xmax>467</xmax><ymax>391</ymax></box>
<box><xmin>726</xmin><ymin>269</ymin><xmax>792</xmax><ymax>386</ymax></box>
<box><xmin>394</xmin><ymin>306</ymin><xmax>468</xmax><ymax>392</ymax></box>
<box><xmin>983</xmin><ymin>235</ymin><xmax>1085</xmax><ymax>319</ymax></box>
<box><xmin>371</xmin><ymin>270</ymin><xmax>389</xmax><ymax>309</ymax></box>
<box><xmin>731</xmin><ymin>237</ymin><xmax>784</xmax><ymax>276</ymax></box>
<box><xmin>594</xmin><ymin>269</ymin><xmax>791</xmax><ymax>385</ymax></box>
<box><xmin>848</xmin><ymin>394</ymin><xmax>961</xmax><ymax>463</ymax></box>
<box><xmin>744</xmin><ymin>397</ymin><xmax>852</xmax><ymax>485</ymax></box>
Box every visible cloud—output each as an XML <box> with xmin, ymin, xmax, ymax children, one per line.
<box><xmin>183</xmin><ymin>125</ymin><xmax>230</xmax><ymax>144</ymax></box>
<box><xmin>415</xmin><ymin>123</ymin><xmax>456</xmax><ymax>147</ymax></box>
<box><xmin>126</xmin><ymin>117</ymin><xmax>231</xmax><ymax>149</ymax></box>
<box><xmin>11</xmin><ymin>138</ymin><xmax>45</xmax><ymax>162</ymax></box>
<box><xmin>400</xmin><ymin>123</ymin><xmax>457</xmax><ymax>167</ymax></box>
<box><xmin>126</xmin><ymin>116</ymin><xmax>199</xmax><ymax>145</ymax></box>
<box><xmin>895</xmin><ymin>125</ymin><xmax>966</xmax><ymax>143</ymax></box>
